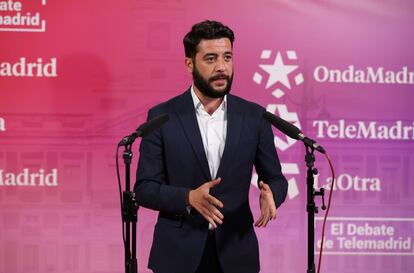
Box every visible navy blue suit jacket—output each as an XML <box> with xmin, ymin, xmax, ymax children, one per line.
<box><xmin>135</xmin><ymin>89</ymin><xmax>288</xmax><ymax>273</ymax></box>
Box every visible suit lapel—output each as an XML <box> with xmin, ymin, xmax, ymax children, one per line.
<box><xmin>175</xmin><ymin>90</ymin><xmax>212</xmax><ymax>181</ymax></box>
<box><xmin>216</xmin><ymin>95</ymin><xmax>243</xmax><ymax>179</ymax></box>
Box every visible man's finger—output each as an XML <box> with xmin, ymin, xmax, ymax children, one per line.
<box><xmin>263</xmin><ymin>217</ymin><xmax>270</xmax><ymax>228</ymax></box>
<box><xmin>208</xmin><ymin>205</ymin><xmax>224</xmax><ymax>220</ymax></box>
<box><xmin>256</xmin><ymin>211</ymin><xmax>268</xmax><ymax>227</ymax></box>
<box><xmin>211</xmin><ymin>212</ymin><xmax>223</xmax><ymax>225</ymax></box>
<box><xmin>204</xmin><ymin>202</ymin><xmax>224</xmax><ymax>220</ymax></box>
<box><xmin>270</xmin><ymin>207</ymin><xmax>277</xmax><ymax>220</ymax></box>
<box><xmin>207</xmin><ymin>195</ymin><xmax>224</xmax><ymax>208</ymax></box>
<box><xmin>262</xmin><ymin>183</ymin><xmax>271</xmax><ymax>191</ymax></box>
<box><xmin>208</xmin><ymin>218</ymin><xmax>217</xmax><ymax>229</ymax></box>
<box><xmin>255</xmin><ymin>215</ymin><xmax>264</xmax><ymax>227</ymax></box>
<box><xmin>258</xmin><ymin>218</ymin><xmax>265</xmax><ymax>227</ymax></box>
<box><xmin>261</xmin><ymin>207</ymin><xmax>272</xmax><ymax>227</ymax></box>
<box><xmin>205</xmin><ymin>209</ymin><xmax>222</xmax><ymax>226</ymax></box>
<box><xmin>261</xmin><ymin>209</ymin><xmax>271</xmax><ymax>227</ymax></box>
<box><xmin>208</xmin><ymin>177</ymin><xmax>221</xmax><ymax>188</ymax></box>
<box><xmin>259</xmin><ymin>181</ymin><xmax>270</xmax><ymax>189</ymax></box>
<box><xmin>258</xmin><ymin>215</ymin><xmax>268</xmax><ymax>227</ymax></box>
<box><xmin>201</xmin><ymin>210</ymin><xmax>218</xmax><ymax>229</ymax></box>
<box><xmin>201</xmin><ymin>204</ymin><xmax>223</xmax><ymax>224</ymax></box>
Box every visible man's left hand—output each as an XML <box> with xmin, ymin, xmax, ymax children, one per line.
<box><xmin>254</xmin><ymin>181</ymin><xmax>276</xmax><ymax>228</ymax></box>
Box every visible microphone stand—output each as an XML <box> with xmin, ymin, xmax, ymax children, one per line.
<box><xmin>263</xmin><ymin>111</ymin><xmax>328</xmax><ymax>273</ymax></box>
<box><xmin>117</xmin><ymin>113</ymin><xmax>169</xmax><ymax>273</ymax></box>
<box><xmin>304</xmin><ymin>145</ymin><xmax>326</xmax><ymax>273</ymax></box>
<box><xmin>121</xmin><ymin>142</ymin><xmax>138</xmax><ymax>273</ymax></box>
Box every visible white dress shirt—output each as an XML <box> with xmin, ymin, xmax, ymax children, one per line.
<box><xmin>190</xmin><ymin>86</ymin><xmax>228</xmax><ymax>230</ymax></box>
<box><xmin>191</xmin><ymin>86</ymin><xmax>227</xmax><ymax>179</ymax></box>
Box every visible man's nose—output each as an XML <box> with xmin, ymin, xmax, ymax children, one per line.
<box><xmin>215</xmin><ymin>58</ymin><xmax>226</xmax><ymax>72</ymax></box>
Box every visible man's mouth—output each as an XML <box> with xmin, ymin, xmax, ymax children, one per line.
<box><xmin>210</xmin><ymin>75</ymin><xmax>228</xmax><ymax>83</ymax></box>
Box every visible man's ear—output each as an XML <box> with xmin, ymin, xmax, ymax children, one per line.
<box><xmin>185</xmin><ymin>57</ymin><xmax>194</xmax><ymax>73</ymax></box>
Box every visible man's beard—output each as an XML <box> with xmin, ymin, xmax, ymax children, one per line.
<box><xmin>192</xmin><ymin>66</ymin><xmax>233</xmax><ymax>98</ymax></box>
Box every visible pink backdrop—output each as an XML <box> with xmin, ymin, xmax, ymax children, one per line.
<box><xmin>1</xmin><ymin>0</ymin><xmax>413</xmax><ymax>272</ymax></box>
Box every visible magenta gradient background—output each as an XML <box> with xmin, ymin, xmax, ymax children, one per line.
<box><xmin>1</xmin><ymin>1</ymin><xmax>413</xmax><ymax>273</ymax></box>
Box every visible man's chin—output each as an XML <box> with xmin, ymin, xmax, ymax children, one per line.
<box><xmin>210</xmin><ymin>90</ymin><xmax>228</xmax><ymax>98</ymax></box>
<box><xmin>202</xmin><ymin>86</ymin><xmax>228</xmax><ymax>98</ymax></box>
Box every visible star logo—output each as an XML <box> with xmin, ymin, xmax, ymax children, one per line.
<box><xmin>259</xmin><ymin>52</ymin><xmax>298</xmax><ymax>89</ymax></box>
<box><xmin>253</xmin><ymin>50</ymin><xmax>304</xmax><ymax>98</ymax></box>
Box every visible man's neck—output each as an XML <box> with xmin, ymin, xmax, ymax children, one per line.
<box><xmin>194</xmin><ymin>86</ymin><xmax>224</xmax><ymax>115</ymax></box>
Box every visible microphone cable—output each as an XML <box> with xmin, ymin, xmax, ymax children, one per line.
<box><xmin>317</xmin><ymin>153</ymin><xmax>336</xmax><ymax>273</ymax></box>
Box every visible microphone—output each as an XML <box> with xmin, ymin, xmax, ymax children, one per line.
<box><xmin>263</xmin><ymin>111</ymin><xmax>326</xmax><ymax>154</ymax></box>
<box><xmin>118</xmin><ymin>113</ymin><xmax>169</xmax><ymax>146</ymax></box>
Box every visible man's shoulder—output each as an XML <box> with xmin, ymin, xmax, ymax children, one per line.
<box><xmin>228</xmin><ymin>93</ymin><xmax>265</xmax><ymax>115</ymax></box>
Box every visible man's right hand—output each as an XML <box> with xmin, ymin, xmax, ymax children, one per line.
<box><xmin>188</xmin><ymin>177</ymin><xmax>224</xmax><ymax>229</ymax></box>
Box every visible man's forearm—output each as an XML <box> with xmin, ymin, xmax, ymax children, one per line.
<box><xmin>134</xmin><ymin>179</ymin><xmax>190</xmax><ymax>215</ymax></box>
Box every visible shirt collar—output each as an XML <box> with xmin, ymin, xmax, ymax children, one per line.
<box><xmin>190</xmin><ymin>85</ymin><xmax>227</xmax><ymax>113</ymax></box>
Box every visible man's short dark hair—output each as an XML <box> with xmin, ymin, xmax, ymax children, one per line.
<box><xmin>183</xmin><ymin>20</ymin><xmax>235</xmax><ymax>59</ymax></box>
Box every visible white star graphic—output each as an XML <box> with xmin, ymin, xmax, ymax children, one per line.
<box><xmin>259</xmin><ymin>52</ymin><xmax>298</xmax><ymax>89</ymax></box>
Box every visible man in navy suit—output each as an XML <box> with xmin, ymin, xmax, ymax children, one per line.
<box><xmin>135</xmin><ymin>20</ymin><xmax>288</xmax><ymax>273</ymax></box>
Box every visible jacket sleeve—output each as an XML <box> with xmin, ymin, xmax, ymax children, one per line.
<box><xmin>253</xmin><ymin>111</ymin><xmax>288</xmax><ymax>208</ymax></box>
<box><xmin>134</xmin><ymin>109</ymin><xmax>190</xmax><ymax>215</ymax></box>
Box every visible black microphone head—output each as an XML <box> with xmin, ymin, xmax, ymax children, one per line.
<box><xmin>136</xmin><ymin>113</ymin><xmax>169</xmax><ymax>137</ymax></box>
<box><xmin>263</xmin><ymin>111</ymin><xmax>302</xmax><ymax>140</ymax></box>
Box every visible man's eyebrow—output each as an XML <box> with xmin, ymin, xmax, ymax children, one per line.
<box><xmin>203</xmin><ymin>52</ymin><xmax>232</xmax><ymax>57</ymax></box>
<box><xmin>203</xmin><ymin>53</ymin><xmax>218</xmax><ymax>58</ymax></box>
